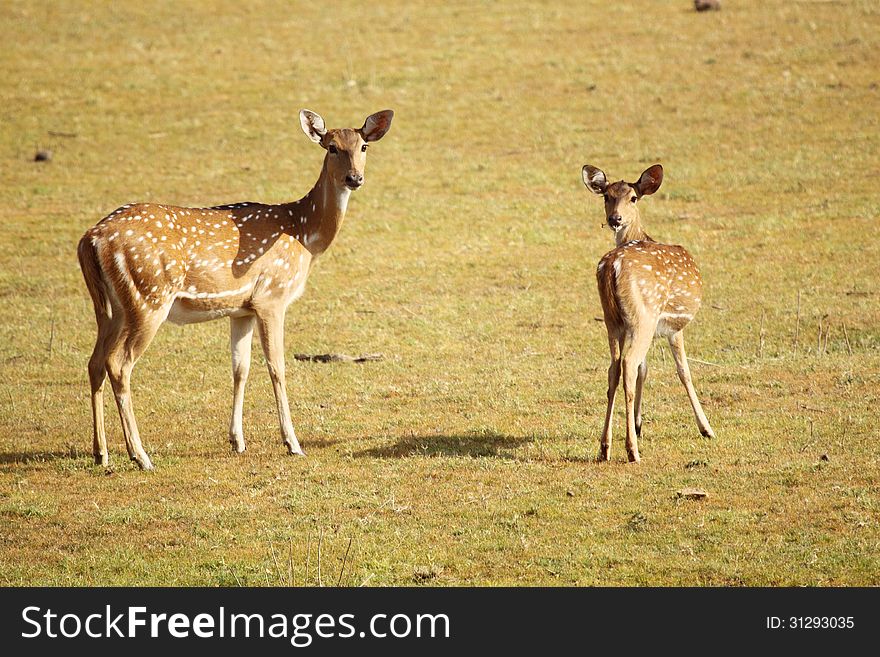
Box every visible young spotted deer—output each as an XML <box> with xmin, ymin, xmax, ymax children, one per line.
<box><xmin>582</xmin><ymin>164</ymin><xmax>714</xmax><ymax>463</ymax></box>
<box><xmin>78</xmin><ymin>109</ymin><xmax>393</xmax><ymax>470</ymax></box>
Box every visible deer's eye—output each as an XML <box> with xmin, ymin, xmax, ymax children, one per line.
<box><xmin>328</xmin><ymin>144</ymin><xmax>338</xmax><ymax>154</ymax></box>
<box><xmin>631</xmin><ymin>196</ymin><xmax>637</xmax><ymax>203</ymax></box>
<box><xmin>361</xmin><ymin>144</ymin><xmax>368</xmax><ymax>153</ymax></box>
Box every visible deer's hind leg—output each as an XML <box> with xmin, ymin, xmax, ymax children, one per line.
<box><xmin>634</xmin><ymin>358</ymin><xmax>648</xmax><ymax>438</ymax></box>
<box><xmin>667</xmin><ymin>331</ymin><xmax>715</xmax><ymax>439</ymax></box>
<box><xmin>88</xmin><ymin>311</ymin><xmax>122</xmax><ymax>466</ymax></box>
<box><xmin>229</xmin><ymin>314</ymin><xmax>256</xmax><ymax>453</ymax></box>
<box><xmin>105</xmin><ymin>306</ymin><xmax>166</xmax><ymax>470</ymax></box>
<box><xmin>621</xmin><ymin>325</ymin><xmax>655</xmax><ymax>463</ymax></box>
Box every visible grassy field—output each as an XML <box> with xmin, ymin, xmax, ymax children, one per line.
<box><xmin>1</xmin><ymin>0</ymin><xmax>878</xmax><ymax>586</ymax></box>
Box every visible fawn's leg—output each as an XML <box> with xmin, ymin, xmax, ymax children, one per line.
<box><xmin>88</xmin><ymin>313</ymin><xmax>121</xmax><ymax>466</ymax></box>
<box><xmin>667</xmin><ymin>331</ymin><xmax>715</xmax><ymax>438</ymax></box>
<box><xmin>634</xmin><ymin>359</ymin><xmax>648</xmax><ymax>438</ymax></box>
<box><xmin>621</xmin><ymin>326</ymin><xmax>654</xmax><ymax>463</ymax></box>
<box><xmin>105</xmin><ymin>312</ymin><xmax>164</xmax><ymax>470</ymax></box>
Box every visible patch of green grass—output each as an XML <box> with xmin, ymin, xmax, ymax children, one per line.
<box><xmin>0</xmin><ymin>0</ymin><xmax>878</xmax><ymax>586</ymax></box>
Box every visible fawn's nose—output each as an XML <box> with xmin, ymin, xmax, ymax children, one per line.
<box><xmin>608</xmin><ymin>214</ymin><xmax>622</xmax><ymax>227</ymax></box>
<box><xmin>345</xmin><ymin>173</ymin><xmax>364</xmax><ymax>189</ymax></box>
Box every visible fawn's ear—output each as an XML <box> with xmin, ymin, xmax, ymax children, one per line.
<box><xmin>633</xmin><ymin>164</ymin><xmax>663</xmax><ymax>196</ymax></box>
<box><xmin>361</xmin><ymin>110</ymin><xmax>394</xmax><ymax>142</ymax></box>
<box><xmin>300</xmin><ymin>109</ymin><xmax>326</xmax><ymax>144</ymax></box>
<box><xmin>582</xmin><ymin>165</ymin><xmax>608</xmax><ymax>195</ymax></box>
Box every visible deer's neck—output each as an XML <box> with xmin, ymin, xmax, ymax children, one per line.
<box><xmin>615</xmin><ymin>219</ymin><xmax>651</xmax><ymax>247</ymax></box>
<box><xmin>281</xmin><ymin>163</ymin><xmax>351</xmax><ymax>256</ymax></box>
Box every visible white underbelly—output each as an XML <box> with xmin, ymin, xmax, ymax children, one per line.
<box><xmin>166</xmin><ymin>299</ymin><xmax>251</xmax><ymax>325</ymax></box>
<box><xmin>655</xmin><ymin>312</ymin><xmax>693</xmax><ymax>337</ymax></box>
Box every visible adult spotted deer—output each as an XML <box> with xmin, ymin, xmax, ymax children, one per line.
<box><xmin>582</xmin><ymin>163</ymin><xmax>714</xmax><ymax>463</ymax></box>
<box><xmin>78</xmin><ymin>109</ymin><xmax>393</xmax><ymax>470</ymax></box>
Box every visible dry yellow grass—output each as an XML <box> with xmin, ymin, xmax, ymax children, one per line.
<box><xmin>0</xmin><ymin>0</ymin><xmax>878</xmax><ymax>585</ymax></box>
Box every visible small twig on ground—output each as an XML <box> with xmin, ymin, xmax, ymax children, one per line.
<box><xmin>48</xmin><ymin>317</ymin><xmax>55</xmax><ymax>355</ymax></box>
<box><xmin>48</xmin><ymin>130</ymin><xmax>78</xmax><ymax>138</ymax></box>
<box><xmin>288</xmin><ymin>538</ymin><xmax>294</xmax><ymax>588</ymax></box>
<box><xmin>815</xmin><ymin>313</ymin><xmax>830</xmax><ymax>356</ymax></box>
<box><xmin>843</xmin><ymin>323</ymin><xmax>853</xmax><ymax>356</ymax></box>
<box><xmin>270</xmin><ymin>540</ymin><xmax>281</xmax><ymax>586</ymax></box>
<box><xmin>359</xmin><ymin>573</ymin><xmax>375</xmax><ymax>587</ymax></box>
<box><xmin>305</xmin><ymin>531</ymin><xmax>312</xmax><ymax>586</ymax></box>
<box><xmin>800</xmin><ymin>419</ymin><xmax>816</xmax><ymax>452</ymax></box>
<box><xmin>758</xmin><ymin>308</ymin><xmax>765</xmax><ymax>359</ymax></box>
<box><xmin>687</xmin><ymin>357</ymin><xmax>722</xmax><ymax>367</ymax></box>
<box><xmin>338</xmin><ymin>537</ymin><xmax>353</xmax><ymax>586</ymax></box>
<box><xmin>317</xmin><ymin>527</ymin><xmax>325</xmax><ymax>587</ymax></box>
<box><xmin>229</xmin><ymin>565</ymin><xmax>243</xmax><ymax>587</ymax></box>
<box><xmin>794</xmin><ymin>290</ymin><xmax>801</xmax><ymax>355</ymax></box>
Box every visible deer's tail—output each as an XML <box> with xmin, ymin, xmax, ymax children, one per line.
<box><xmin>77</xmin><ymin>233</ymin><xmax>112</xmax><ymax>322</ymax></box>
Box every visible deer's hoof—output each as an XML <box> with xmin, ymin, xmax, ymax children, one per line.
<box><xmin>134</xmin><ymin>457</ymin><xmax>154</xmax><ymax>471</ymax></box>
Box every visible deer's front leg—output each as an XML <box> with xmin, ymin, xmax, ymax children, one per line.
<box><xmin>256</xmin><ymin>309</ymin><xmax>305</xmax><ymax>456</ymax></box>
<box><xmin>229</xmin><ymin>314</ymin><xmax>256</xmax><ymax>453</ymax></box>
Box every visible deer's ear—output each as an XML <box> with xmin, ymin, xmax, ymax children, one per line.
<box><xmin>582</xmin><ymin>165</ymin><xmax>607</xmax><ymax>195</ymax></box>
<box><xmin>300</xmin><ymin>109</ymin><xmax>326</xmax><ymax>144</ymax></box>
<box><xmin>634</xmin><ymin>164</ymin><xmax>663</xmax><ymax>196</ymax></box>
<box><xmin>361</xmin><ymin>110</ymin><xmax>394</xmax><ymax>142</ymax></box>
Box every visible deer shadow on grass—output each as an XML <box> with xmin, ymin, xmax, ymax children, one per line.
<box><xmin>354</xmin><ymin>431</ymin><xmax>534</xmax><ymax>460</ymax></box>
<box><xmin>0</xmin><ymin>449</ymin><xmax>77</xmax><ymax>472</ymax></box>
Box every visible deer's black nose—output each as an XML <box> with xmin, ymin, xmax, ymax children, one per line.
<box><xmin>345</xmin><ymin>173</ymin><xmax>364</xmax><ymax>189</ymax></box>
<box><xmin>608</xmin><ymin>214</ymin><xmax>622</xmax><ymax>227</ymax></box>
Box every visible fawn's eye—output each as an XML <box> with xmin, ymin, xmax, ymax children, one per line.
<box><xmin>361</xmin><ymin>144</ymin><xmax>368</xmax><ymax>152</ymax></box>
<box><xmin>328</xmin><ymin>144</ymin><xmax>338</xmax><ymax>154</ymax></box>
<box><xmin>631</xmin><ymin>196</ymin><xmax>637</xmax><ymax>203</ymax></box>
